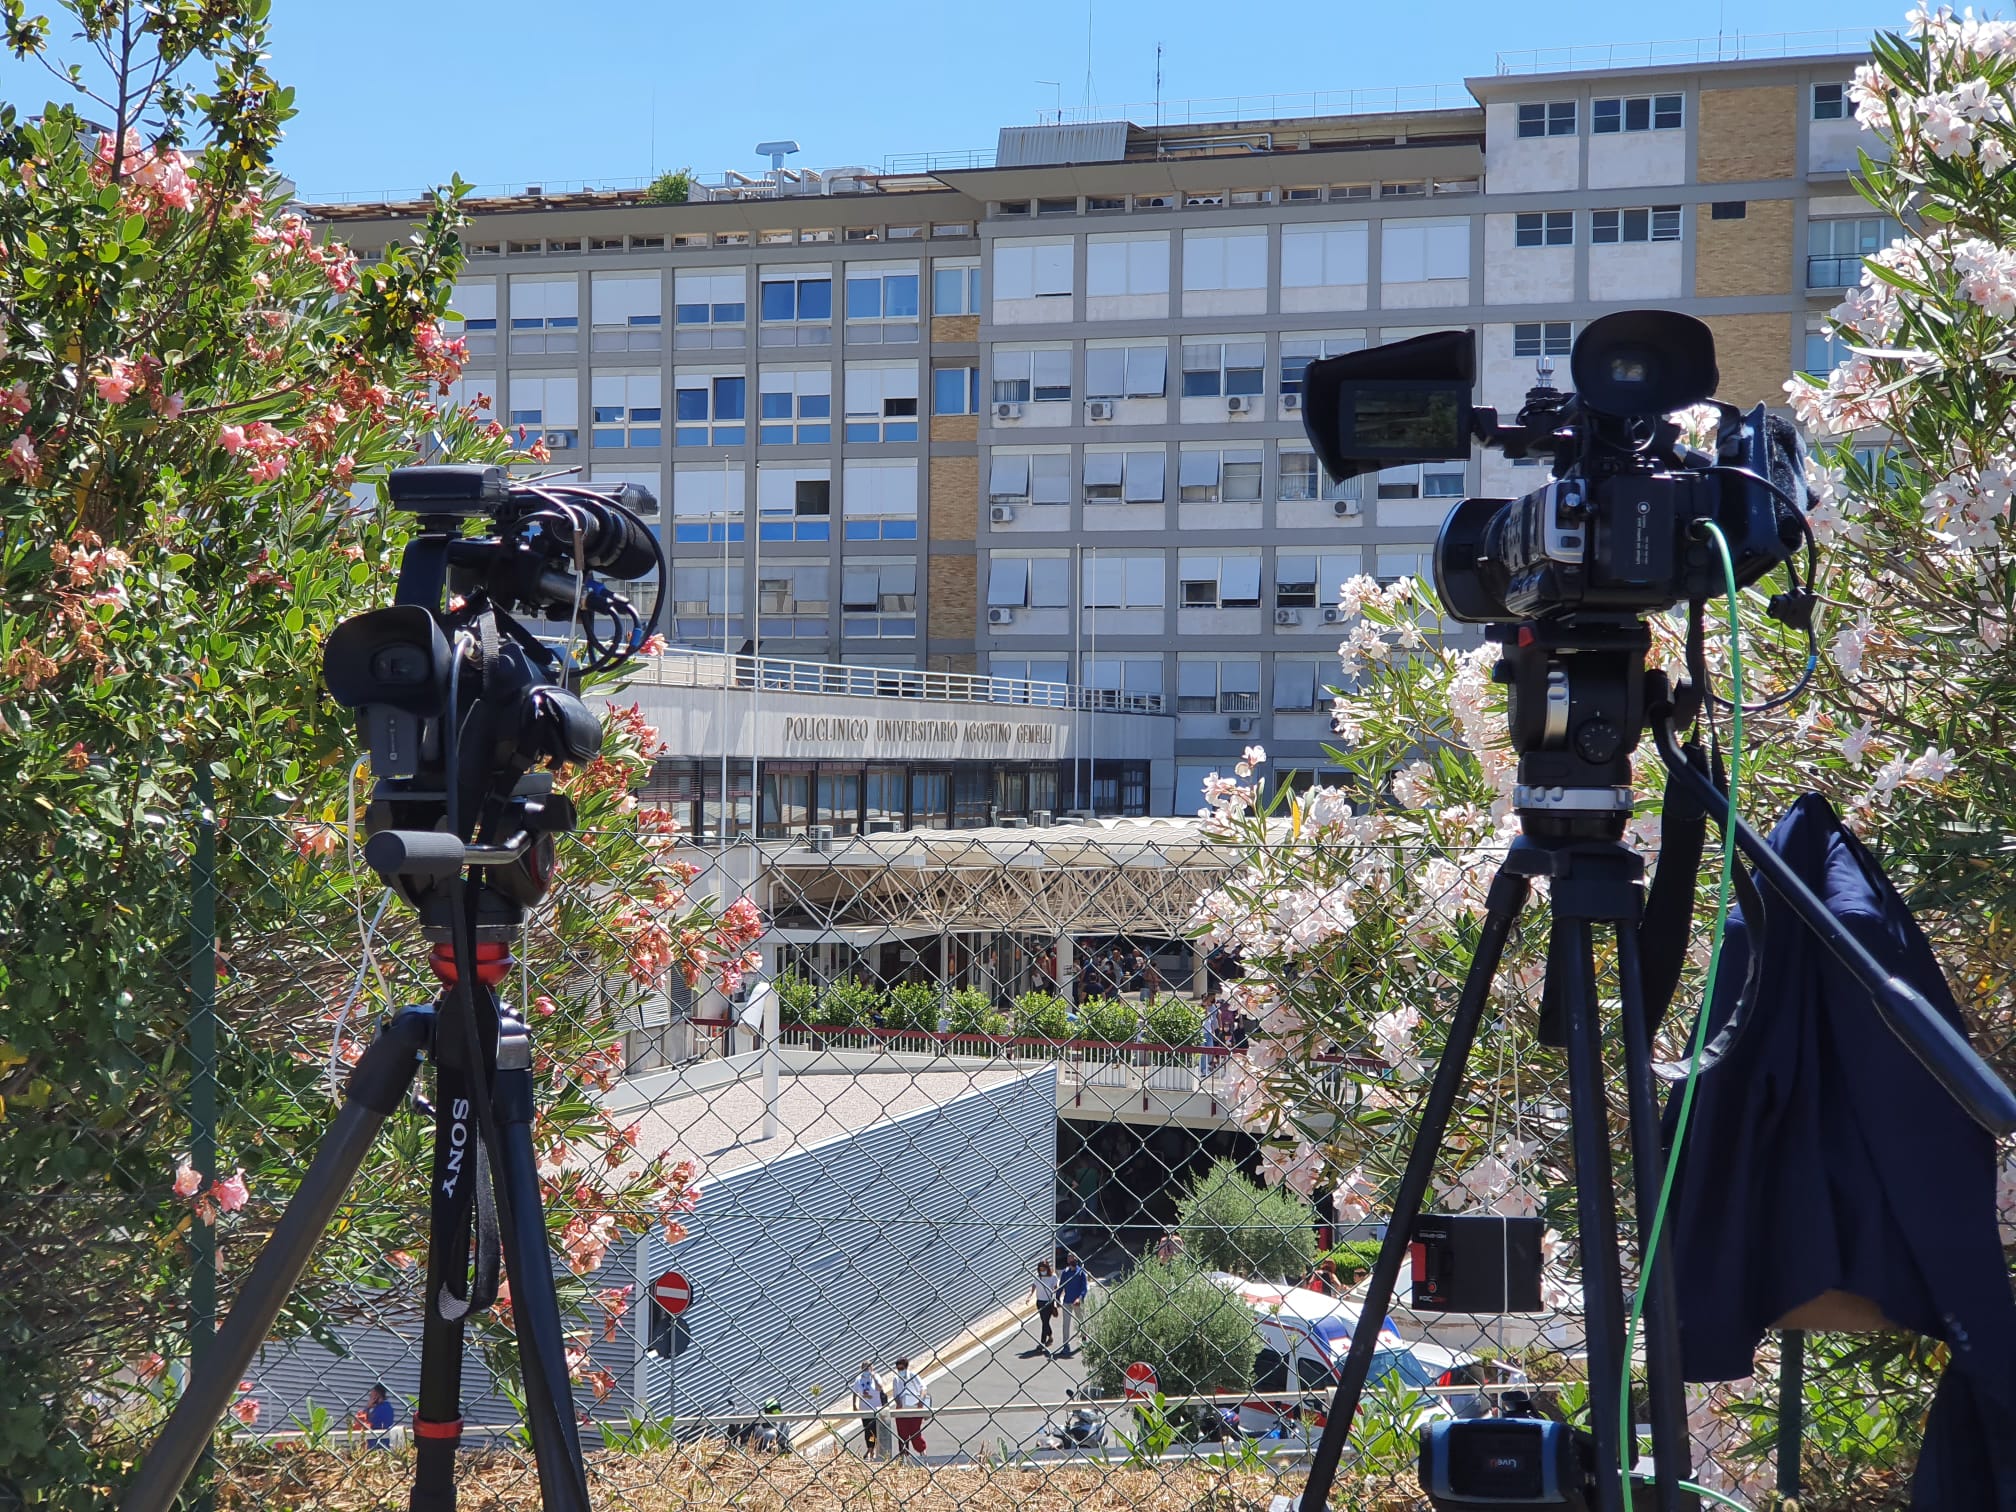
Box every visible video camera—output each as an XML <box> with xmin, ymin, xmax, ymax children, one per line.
<box><xmin>1300</xmin><ymin>310</ymin><xmax>1811</xmax><ymax>625</ymax></box>
<box><xmin>321</xmin><ymin>463</ymin><xmax>664</xmax><ymax>924</ymax></box>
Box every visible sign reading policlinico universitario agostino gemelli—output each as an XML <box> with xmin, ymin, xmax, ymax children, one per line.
<box><xmin>779</xmin><ymin>714</ymin><xmax>1064</xmax><ymax>759</ymax></box>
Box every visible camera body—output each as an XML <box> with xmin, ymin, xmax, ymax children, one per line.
<box><xmin>1419</xmin><ymin>1415</ymin><xmax>1593</xmax><ymax>1510</ymax></box>
<box><xmin>1301</xmin><ymin>311</ymin><xmax>1807</xmax><ymax>626</ymax></box>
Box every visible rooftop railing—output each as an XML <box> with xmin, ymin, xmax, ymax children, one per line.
<box><xmin>1495</xmin><ymin>29</ymin><xmax>1871</xmax><ymax>74</ymax></box>
<box><xmin>1030</xmin><ymin>83</ymin><xmax>1475</xmax><ymax>131</ymax></box>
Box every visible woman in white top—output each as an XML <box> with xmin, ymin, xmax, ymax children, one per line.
<box><xmin>851</xmin><ymin>1360</ymin><xmax>885</xmax><ymax>1458</ymax></box>
<box><xmin>1030</xmin><ymin>1259</ymin><xmax>1061</xmax><ymax>1353</ymax></box>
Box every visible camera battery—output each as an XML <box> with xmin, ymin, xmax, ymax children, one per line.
<box><xmin>1410</xmin><ymin>1215</ymin><xmax>1543</xmax><ymax>1313</ymax></box>
<box><xmin>1418</xmin><ymin>1418</ymin><xmax>1591</xmax><ymax>1509</ymax></box>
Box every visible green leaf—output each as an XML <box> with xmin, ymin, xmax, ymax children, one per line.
<box><xmin>167</xmin><ymin>554</ymin><xmax>195</xmax><ymax>571</ymax></box>
<box><xmin>120</xmin><ymin>214</ymin><xmax>145</xmax><ymax>244</ymax></box>
<box><xmin>22</xmin><ymin>229</ymin><xmax>45</xmax><ymax>260</ymax></box>
<box><xmin>283</xmin><ymin>606</ymin><xmax>305</xmax><ymax>633</ymax></box>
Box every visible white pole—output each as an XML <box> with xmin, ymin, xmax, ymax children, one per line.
<box><xmin>1087</xmin><ymin>545</ymin><xmax>1098</xmax><ymax>813</ymax></box>
<box><xmin>760</xmin><ymin>979</ymin><xmax>780</xmax><ymax>1141</ymax></box>
<box><xmin>751</xmin><ymin>470</ymin><xmax>761</xmax><ymax>837</ymax></box>
<box><xmin>720</xmin><ymin>457</ymin><xmax>731</xmax><ymax>841</ymax></box>
<box><xmin>1071</xmin><ymin>543</ymin><xmax>1082</xmax><ymax>812</ymax></box>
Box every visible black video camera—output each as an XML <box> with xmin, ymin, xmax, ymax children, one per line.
<box><xmin>1419</xmin><ymin>1412</ymin><xmax>1595</xmax><ymax>1510</ymax></box>
<box><xmin>321</xmin><ymin>464</ymin><xmax>664</xmax><ymax>922</ymax></box>
<box><xmin>1300</xmin><ymin>310</ymin><xmax>1810</xmax><ymax>624</ymax></box>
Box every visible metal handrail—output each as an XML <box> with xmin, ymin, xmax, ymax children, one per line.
<box><xmin>1031</xmin><ymin>83</ymin><xmax>1474</xmax><ymax>129</ymax></box>
<box><xmin>621</xmin><ymin>647</ymin><xmax>1167</xmax><ymax>715</ymax></box>
<box><xmin>1495</xmin><ymin>29</ymin><xmax>1870</xmax><ymax>75</ymax></box>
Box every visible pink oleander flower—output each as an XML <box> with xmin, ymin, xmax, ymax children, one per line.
<box><xmin>93</xmin><ymin>358</ymin><xmax>139</xmax><ymax>405</ymax></box>
<box><xmin>173</xmin><ymin>1162</ymin><xmax>202</xmax><ymax>1199</ymax></box>
<box><xmin>212</xmin><ymin>1168</ymin><xmax>249</xmax><ymax>1215</ymax></box>
<box><xmin>218</xmin><ymin>424</ymin><xmax>247</xmax><ymax>453</ymax></box>
<box><xmin>5</xmin><ymin>432</ymin><xmax>41</xmax><ymax>483</ymax></box>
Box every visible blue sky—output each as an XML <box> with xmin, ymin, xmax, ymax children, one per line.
<box><xmin>11</xmin><ymin>1</ymin><xmax>1908</xmax><ymax>198</ymax></box>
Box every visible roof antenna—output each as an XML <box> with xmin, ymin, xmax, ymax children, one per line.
<box><xmin>1083</xmin><ymin>0</ymin><xmax>1095</xmax><ymax>115</ymax></box>
<box><xmin>1154</xmin><ymin>42</ymin><xmax>1164</xmax><ymax>152</ymax></box>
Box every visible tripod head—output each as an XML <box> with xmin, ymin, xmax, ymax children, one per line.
<box><xmin>322</xmin><ymin>463</ymin><xmax>665</xmax><ymax>937</ymax></box>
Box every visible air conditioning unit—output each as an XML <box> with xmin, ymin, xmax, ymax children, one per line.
<box><xmin>1226</xmin><ymin>395</ymin><xmax>1255</xmax><ymax>414</ymax></box>
<box><xmin>1275</xmin><ymin>607</ymin><xmax>1302</xmax><ymax>626</ymax></box>
<box><xmin>805</xmin><ymin>824</ymin><xmax>835</xmax><ymax>852</ymax></box>
<box><xmin>1228</xmin><ymin>716</ymin><xmax>1257</xmax><ymax>734</ymax></box>
<box><xmin>1333</xmin><ymin>498</ymin><xmax>1361</xmax><ymax>517</ymax></box>
<box><xmin>989</xmin><ymin>504</ymin><xmax>1016</xmax><ymax>524</ymax></box>
<box><xmin>1282</xmin><ymin>393</ymin><xmax>1303</xmax><ymax>413</ymax></box>
<box><xmin>988</xmin><ymin>606</ymin><xmax>1016</xmax><ymax>625</ymax></box>
<box><xmin>994</xmin><ymin>402</ymin><xmax>1023</xmax><ymax>421</ymax></box>
<box><xmin>864</xmin><ymin>817</ymin><xmax>901</xmax><ymax>834</ymax></box>
<box><xmin>1030</xmin><ymin>809</ymin><xmax>1055</xmax><ymax>827</ymax></box>
<box><xmin>997</xmin><ymin>815</ymin><xmax>1029</xmax><ymax>829</ymax></box>
<box><xmin>1322</xmin><ymin>606</ymin><xmax>1346</xmax><ymax>624</ymax></box>
<box><xmin>1087</xmin><ymin>399</ymin><xmax>1115</xmax><ymax>421</ymax></box>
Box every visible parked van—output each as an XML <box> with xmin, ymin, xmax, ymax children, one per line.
<box><xmin>1204</xmin><ymin>1274</ymin><xmax>1447</xmax><ymax>1436</ymax></box>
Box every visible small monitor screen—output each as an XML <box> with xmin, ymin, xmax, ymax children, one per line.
<box><xmin>1605</xmin><ymin>355</ymin><xmax>1651</xmax><ymax>385</ymax></box>
<box><xmin>1337</xmin><ymin>380</ymin><xmax>1471</xmax><ymax>460</ymax></box>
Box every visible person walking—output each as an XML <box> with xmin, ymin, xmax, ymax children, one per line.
<box><xmin>1155</xmin><ymin>1228</ymin><xmax>1186</xmax><ymax>1264</ymax></box>
<box><xmin>1303</xmin><ymin>1259</ymin><xmax>1341</xmax><ymax>1296</ymax></box>
<box><xmin>889</xmin><ymin>1357</ymin><xmax>930</xmax><ymax>1458</ymax></box>
<box><xmin>357</xmin><ymin>1382</ymin><xmax>396</xmax><ymax>1449</ymax></box>
<box><xmin>1057</xmin><ymin>1252</ymin><xmax>1090</xmax><ymax>1357</ymax></box>
<box><xmin>1030</xmin><ymin>1260</ymin><xmax>1060</xmax><ymax>1353</ymax></box>
<box><xmin>851</xmin><ymin>1360</ymin><xmax>885</xmax><ymax>1460</ymax></box>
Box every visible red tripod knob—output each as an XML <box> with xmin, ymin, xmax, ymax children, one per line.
<box><xmin>429</xmin><ymin>940</ymin><xmax>513</xmax><ymax>987</ymax></box>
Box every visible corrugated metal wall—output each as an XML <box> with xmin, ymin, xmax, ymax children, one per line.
<box><xmin>616</xmin><ymin>1068</ymin><xmax>1057</xmax><ymax>1419</ymax></box>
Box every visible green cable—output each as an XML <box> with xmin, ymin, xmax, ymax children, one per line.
<box><xmin>1619</xmin><ymin>520</ymin><xmax>1745</xmax><ymax>1511</ymax></box>
<box><xmin>1680</xmin><ymin>1478</ymin><xmax>1756</xmax><ymax>1511</ymax></box>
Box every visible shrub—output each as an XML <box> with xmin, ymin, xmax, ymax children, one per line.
<box><xmin>641</xmin><ymin>168</ymin><xmax>693</xmax><ymax>205</ymax></box>
<box><xmin>1140</xmin><ymin>996</ymin><xmax>1203</xmax><ymax>1047</ymax></box>
<box><xmin>1175</xmin><ymin>1158</ymin><xmax>1319</xmax><ymax>1282</ymax></box>
<box><xmin>816</xmin><ymin>976</ymin><xmax>884</xmax><ymax>1029</ymax></box>
<box><xmin>776</xmin><ymin>972</ymin><xmax>819</xmax><ymax>1029</ymax></box>
<box><xmin>945</xmin><ymin>986</ymin><xmax>1008</xmax><ymax>1036</ymax></box>
<box><xmin>1010</xmin><ymin>989</ymin><xmax>1071</xmax><ymax>1041</ymax></box>
<box><xmin>884</xmin><ymin>980</ymin><xmax>943</xmax><ymax>1033</ymax></box>
<box><xmin>1077</xmin><ymin>995</ymin><xmax>1139</xmax><ymax>1043</ymax></box>
<box><xmin>1082</xmin><ymin>1258</ymin><xmax>1259</xmax><ymax>1400</ymax></box>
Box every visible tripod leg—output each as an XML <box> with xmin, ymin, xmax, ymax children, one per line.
<box><xmin>1296</xmin><ymin>866</ymin><xmax>1531</xmax><ymax>1512</ymax></box>
<box><xmin>409</xmin><ymin>1062</ymin><xmax>484</xmax><ymax>1512</ymax></box>
<box><xmin>489</xmin><ymin>1011</ymin><xmax>592</xmax><ymax>1512</ymax></box>
<box><xmin>1614</xmin><ymin>924</ymin><xmax>1692</xmax><ymax>1512</ymax></box>
<box><xmin>1564</xmin><ymin>923</ymin><xmax>1629</xmax><ymax>1512</ymax></box>
<box><xmin>122</xmin><ymin>1010</ymin><xmax>433</xmax><ymax>1512</ymax></box>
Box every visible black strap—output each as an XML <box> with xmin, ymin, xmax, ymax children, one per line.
<box><xmin>1639</xmin><ymin>738</ymin><xmax>1710</xmax><ymax>1032</ymax></box>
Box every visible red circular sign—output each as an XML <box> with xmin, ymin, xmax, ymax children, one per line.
<box><xmin>1123</xmin><ymin>1361</ymin><xmax>1157</xmax><ymax>1399</ymax></box>
<box><xmin>652</xmin><ymin>1270</ymin><xmax>691</xmax><ymax>1316</ymax></box>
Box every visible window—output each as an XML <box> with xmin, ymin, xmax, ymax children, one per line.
<box><xmin>932</xmin><ymin>222</ymin><xmax>975</xmax><ymax>239</ymax></box>
<box><xmin>1374</xmin><ymin>463</ymin><xmax>1463</xmax><ymax>501</ymax></box>
<box><xmin>757</xmin><ymin>465</ymin><xmax>832</xmax><ymax>542</ymax></box>
<box><xmin>993</xmin><ymin>239</ymin><xmax>1073</xmax><ymax>300</ymax></box>
<box><xmin>1081</xmin><ymin>553</ymin><xmax>1165</xmax><ymax>608</ymax></box>
<box><xmin>933</xmin><ymin>261</ymin><xmax>981</xmax><ymax>315</ymax></box>
<box><xmin>755</xmin><ymin>562</ymin><xmax>830</xmax><ymax>636</ymax></box>
<box><xmin>1804</xmin><ymin>326</ymin><xmax>1851</xmax><ymax>377</ymax></box>
<box><xmin>508</xmin><ymin>274</ymin><xmax>579</xmax><ymax>355</ymax></box>
<box><xmin>992</xmin><ymin>655</ymin><xmax>1071</xmax><ymax>687</ymax></box>
<box><xmin>590</xmin><ymin>372</ymin><xmax>661</xmax><ymax>448</ymax></box>
<box><xmin>1808</xmin><ymin>216</ymin><xmax>1903</xmax><ymax>289</ymax></box>
<box><xmin>1178</xmin><ymin>448</ymin><xmax>1263</xmax><ymax>504</ymax></box>
<box><xmin>1086</xmin><ymin>343</ymin><xmax>1168</xmax><ymax>400</ymax></box>
<box><xmin>844</xmin><ymin>264</ymin><xmax>921</xmax><ymax>343</ymax></box>
<box><xmin>934</xmin><ymin>365</ymin><xmax>981</xmax><ymax>415</ymax></box>
<box><xmin>1037</xmin><ymin>197</ymin><xmax>1076</xmax><ymax>216</ymax></box>
<box><xmin>1274</xmin><ymin>659</ymin><xmax>1330</xmax><ymax>711</ymax></box>
<box><xmin>1281</xmin><ymin>223</ymin><xmax>1369</xmax><ymax>287</ymax></box>
<box><xmin>507</xmin><ymin>375</ymin><xmax>578</xmax><ymax>451</ymax></box>
<box><xmin>1332</xmin><ymin>184</ymin><xmax>1374</xmax><ymax>200</ymax></box>
<box><xmin>1380</xmin><ymin>180</ymin><xmax>1426</xmax><ymax>198</ymax></box>
<box><xmin>841</xmin><ymin>459</ymin><xmax>918</xmax><ymax>540</ymax></box>
<box><xmin>840</xmin><ymin>560</ymin><xmax>917</xmax><ymax>638</ymax></box>
<box><xmin>757</xmin><ymin>367</ymin><xmax>832</xmax><ymax>444</ymax></box>
<box><xmin>1276</xmin><ymin>553</ymin><xmax>1361</xmax><ymax>611</ymax></box>
<box><xmin>444</xmin><ymin>370</ymin><xmax>494</xmax><ymax>419</ymax></box>
<box><xmin>670</xmin><ymin>564</ymin><xmax>744</xmax><ymax>640</ymax></box>
<box><xmin>758</xmin><ymin>269</ymin><xmax>833</xmax><ymax>346</ymax></box>
<box><xmin>670</xmin><ymin>466</ymin><xmax>744</xmax><ymax>543</ymax></box>
<box><xmin>1813</xmin><ymin>83</ymin><xmax>1847</xmax><ymax>120</ymax></box>
<box><xmin>986</xmin><ymin>554</ymin><xmax>1072</xmax><ymax>608</ymax></box>
<box><xmin>1181</xmin><ymin>229</ymin><xmax>1267</xmax><ymax>291</ymax></box>
<box><xmin>1513</xmin><ymin>321</ymin><xmax>1575</xmax><ymax>359</ymax></box>
<box><xmin>1711</xmin><ymin>201</ymin><xmax>1748</xmax><ymax>220</ymax></box>
<box><xmin>842</xmin><ymin>363</ymin><xmax>920</xmax><ymax>441</ymax></box>
<box><xmin>1591</xmin><ymin>206</ymin><xmax>1681</xmax><ymax>244</ymax></box>
<box><xmin>1086</xmin><ymin>233</ymin><xmax>1170</xmax><ymax>297</ymax></box>
<box><xmin>673</xmin><ymin>371</ymin><xmax>747</xmax><ymax>446</ymax></box>
<box><xmin>450</xmin><ymin>280</ymin><xmax>497</xmax><ymax>359</ymax></box>
<box><xmin>992</xmin><ymin>348</ymin><xmax>1072</xmax><ymax>406</ymax></box>
<box><xmin>987</xmin><ymin>451</ymin><xmax>1071</xmax><ymax>506</ymax></box>
<box><xmin>1278</xmin><ymin>450</ymin><xmax>1357</xmax><ymax>503</ymax></box>
<box><xmin>1083</xmin><ymin>450</ymin><xmax>1166</xmax><ymax>503</ymax></box>
<box><xmin>1515</xmin><ymin>211</ymin><xmax>1575</xmax><ymax>248</ymax></box>
<box><xmin>1178</xmin><ymin>553</ymin><xmax>1263</xmax><ymax>609</ymax></box>
<box><xmin>1181</xmin><ymin>340</ymin><xmax>1264</xmax><ymax>399</ymax></box>
<box><xmin>1593</xmin><ymin>93</ymin><xmax>1684</xmax><ymax>133</ymax></box>
<box><xmin>590</xmin><ymin>273</ymin><xmax>662</xmax><ymax>353</ymax></box>
<box><xmin>1517</xmin><ymin>100</ymin><xmax>1577</xmax><ymax>137</ymax></box>
<box><xmin>674</xmin><ymin>271</ymin><xmax>747</xmax><ymax>349</ymax></box>
<box><xmin>1377</xmin><ymin>550</ymin><xmax>1429</xmax><ymax>586</ymax></box>
<box><xmin>1087</xmin><ymin>195</ymin><xmax>1127</xmax><ymax>213</ymax></box>
<box><xmin>1381</xmin><ymin>217</ymin><xmax>1468</xmax><ymax>282</ymax></box>
<box><xmin>1177</xmin><ymin>658</ymin><xmax>1260</xmax><ymax>714</ymax></box>
<box><xmin>1279</xmin><ymin>335</ymin><xmax>1364</xmax><ymax>397</ymax></box>
<box><xmin>1081</xmin><ymin>656</ymin><xmax>1162</xmax><ymax>705</ymax></box>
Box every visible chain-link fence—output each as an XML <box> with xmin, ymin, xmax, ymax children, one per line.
<box><xmin>16</xmin><ymin>804</ymin><xmax>1965</xmax><ymax>1511</ymax></box>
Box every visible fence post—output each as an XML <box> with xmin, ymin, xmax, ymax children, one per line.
<box><xmin>1776</xmin><ymin>1329</ymin><xmax>1805</xmax><ymax>1501</ymax></box>
<box><xmin>187</xmin><ymin>765</ymin><xmax>219</xmax><ymax>1512</ymax></box>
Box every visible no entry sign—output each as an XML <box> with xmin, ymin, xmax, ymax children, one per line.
<box><xmin>1123</xmin><ymin>1361</ymin><xmax>1157</xmax><ymax>1399</ymax></box>
<box><xmin>652</xmin><ymin>1270</ymin><xmax>691</xmax><ymax>1317</ymax></box>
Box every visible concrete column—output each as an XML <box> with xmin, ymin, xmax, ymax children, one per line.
<box><xmin>1192</xmin><ymin>939</ymin><xmax>1210</xmax><ymax>997</ymax></box>
<box><xmin>1055</xmin><ymin>932</ymin><xmax>1076</xmax><ymax>1004</ymax></box>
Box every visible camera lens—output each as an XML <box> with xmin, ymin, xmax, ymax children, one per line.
<box><xmin>369</xmin><ymin>644</ymin><xmax>431</xmax><ymax>686</ymax></box>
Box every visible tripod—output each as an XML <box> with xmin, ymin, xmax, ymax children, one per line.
<box><xmin>1294</xmin><ymin>619</ymin><xmax>2016</xmax><ymax>1512</ymax></box>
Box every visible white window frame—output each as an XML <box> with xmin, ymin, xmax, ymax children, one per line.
<box><xmin>840</xmin><ymin>559</ymin><xmax>918</xmax><ymax>638</ymax></box>
<box><xmin>1273</xmin><ymin>659</ymin><xmax>1328</xmax><ymax>711</ymax></box>
<box><xmin>1181</xmin><ymin>228</ymin><xmax>1267</xmax><ymax>292</ymax></box>
<box><xmin>1592</xmin><ymin>93</ymin><xmax>1684</xmax><ymax>133</ymax></box>
<box><xmin>507</xmin><ymin>374</ymin><xmax>579</xmax><ymax>451</ymax></box>
<box><xmin>1512</xmin><ymin>321</ymin><xmax>1575</xmax><ymax>359</ymax></box>
<box><xmin>673</xmin><ymin>368</ymin><xmax>748</xmax><ymax>447</ymax></box>
<box><xmin>1082</xmin><ymin>449</ymin><xmax>1166</xmax><ymax>504</ymax></box>
<box><xmin>840</xmin><ymin>459</ymin><xmax>919</xmax><ymax>541</ymax></box>
<box><xmin>1279</xmin><ymin>334</ymin><xmax>1365</xmax><ymax>397</ymax></box>
<box><xmin>1812</xmin><ymin>82</ymin><xmax>1847</xmax><ymax>121</ymax></box>
<box><xmin>1177</xmin><ymin>658</ymin><xmax>1261</xmax><ymax>714</ymax></box>
<box><xmin>1591</xmin><ymin>206</ymin><xmax>1682</xmax><ymax>244</ymax></box>
<box><xmin>1516</xmin><ymin>100</ymin><xmax>1577</xmax><ymax>137</ymax></box>
<box><xmin>757</xmin><ymin>463</ymin><xmax>832</xmax><ymax>542</ymax></box>
<box><xmin>843</xmin><ymin>262</ymin><xmax>922</xmax><ymax>344</ymax></box>
<box><xmin>1086</xmin><ymin>233</ymin><xmax>1171</xmax><ymax>296</ymax></box>
<box><xmin>1081</xmin><ymin>552</ymin><xmax>1165</xmax><ymax>608</ymax></box>
<box><xmin>508</xmin><ymin>274</ymin><xmax>579</xmax><ymax>355</ymax></box>
<box><xmin>1275</xmin><ymin>553</ymin><xmax>1361</xmax><ymax>610</ymax></box>
<box><xmin>932</xmin><ymin>260</ymin><xmax>982</xmax><ymax>315</ymax></box>
<box><xmin>757</xmin><ymin>267</ymin><xmax>834</xmax><ymax>346</ymax></box>
<box><xmin>1177</xmin><ymin>447</ymin><xmax>1263</xmax><ymax>505</ymax></box>
<box><xmin>841</xmin><ymin>363</ymin><xmax>921</xmax><ymax>441</ymax></box>
<box><xmin>993</xmin><ymin>238</ymin><xmax>1074</xmax><ymax>301</ymax></box>
<box><xmin>674</xmin><ymin>270</ymin><xmax>747</xmax><ymax>331</ymax></box>
<box><xmin>1514</xmin><ymin>211</ymin><xmax>1575</xmax><ymax>248</ymax></box>
<box><xmin>1177</xmin><ymin>552</ymin><xmax>1263</xmax><ymax>609</ymax></box>
<box><xmin>1280</xmin><ymin>223</ymin><xmax>1369</xmax><ymax>287</ymax></box>
<box><xmin>1085</xmin><ymin>342</ymin><xmax>1168</xmax><ymax>400</ymax></box>
<box><xmin>757</xmin><ymin>367</ymin><xmax>833</xmax><ymax>444</ymax></box>
<box><xmin>986</xmin><ymin>553</ymin><xmax>1072</xmax><ymax>608</ymax></box>
<box><xmin>987</xmin><ymin>450</ymin><xmax>1071</xmax><ymax>506</ymax></box>
<box><xmin>449</xmin><ymin>279</ymin><xmax>497</xmax><ymax>358</ymax></box>
<box><xmin>756</xmin><ymin>561</ymin><xmax>831</xmax><ymax>633</ymax></box>
<box><xmin>1381</xmin><ymin>217</ymin><xmax>1469</xmax><ymax>283</ymax></box>
<box><xmin>590</xmin><ymin>273</ymin><xmax>662</xmax><ymax>354</ymax></box>
<box><xmin>671</xmin><ymin>464</ymin><xmax>747</xmax><ymax>544</ymax></box>
<box><xmin>1180</xmin><ymin>339</ymin><xmax>1265</xmax><ymax>399</ymax></box>
<box><xmin>590</xmin><ymin>370</ymin><xmax>661</xmax><ymax>449</ymax></box>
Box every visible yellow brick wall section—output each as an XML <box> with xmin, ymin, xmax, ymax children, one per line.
<box><xmin>931</xmin><ymin>415</ymin><xmax>978</xmax><ymax>443</ymax></box>
<box><xmin>1697</xmin><ymin>86</ymin><xmax>1798</xmax><ymax>182</ymax></box>
<box><xmin>929</xmin><ymin>454</ymin><xmax>979</xmax><ymax>541</ymax></box>
<box><xmin>1693</xmin><ymin>198</ymin><xmax>1793</xmax><ymax>297</ymax></box>
<box><xmin>1700</xmin><ymin>314</ymin><xmax>1793</xmax><ymax>409</ymax></box>
<box><xmin>928</xmin><ymin>555</ymin><xmax>976</xmax><ymax>640</ymax></box>
<box><xmin>932</xmin><ymin>315</ymin><xmax>980</xmax><ymax>344</ymax></box>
